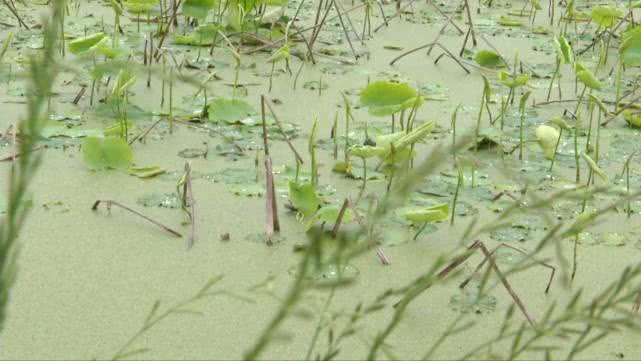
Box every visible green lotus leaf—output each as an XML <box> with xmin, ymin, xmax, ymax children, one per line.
<box><xmin>403</xmin><ymin>203</ymin><xmax>449</xmax><ymax>223</ymax></box>
<box><xmin>498</xmin><ymin>71</ymin><xmax>530</xmax><ymax>88</ymax></box>
<box><xmin>620</xmin><ymin>27</ymin><xmax>641</xmax><ymax>68</ymax></box>
<box><xmin>207</xmin><ymin>98</ymin><xmax>256</xmax><ymax>123</ymax></box>
<box><xmin>182</xmin><ymin>0</ymin><xmax>216</xmax><ymax>20</ymax></box>
<box><xmin>82</xmin><ymin>136</ymin><xmax>132</xmax><ymax>170</ymax></box>
<box><xmin>288</xmin><ymin>180</ymin><xmax>321</xmax><ymax>219</ymax></box>
<box><xmin>591</xmin><ymin>5</ymin><xmax>623</xmax><ymax>28</ymax></box>
<box><xmin>623</xmin><ymin>110</ymin><xmax>641</xmax><ymax>127</ymax></box>
<box><xmin>360</xmin><ymin>80</ymin><xmax>421</xmax><ymax>116</ymax></box>
<box><xmin>69</xmin><ymin>32</ymin><xmax>108</xmax><ymax>55</ymax></box>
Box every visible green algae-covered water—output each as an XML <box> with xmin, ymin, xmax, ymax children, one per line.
<box><xmin>2</xmin><ymin>0</ymin><xmax>641</xmax><ymax>359</ymax></box>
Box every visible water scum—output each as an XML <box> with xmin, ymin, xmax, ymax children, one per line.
<box><xmin>3</xmin><ymin>0</ymin><xmax>641</xmax><ymax>360</ymax></box>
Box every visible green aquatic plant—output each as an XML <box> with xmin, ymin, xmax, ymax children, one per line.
<box><xmin>535</xmin><ymin>124</ymin><xmax>560</xmax><ymax>160</ymax></box>
<box><xmin>68</xmin><ymin>32</ymin><xmax>116</xmax><ymax>105</ymax></box>
<box><xmin>182</xmin><ymin>0</ymin><xmax>215</xmax><ymax>20</ymax></box>
<box><xmin>618</xmin><ymin>27</ymin><xmax>641</xmax><ymax>111</ymax></box>
<box><xmin>109</xmin><ymin>0</ymin><xmax>124</xmax><ymax>48</ymax></box>
<box><xmin>207</xmin><ymin>97</ymin><xmax>255</xmax><ymax>123</ymax></box>
<box><xmin>587</xmin><ymin>94</ymin><xmax>607</xmax><ymax>163</ymax></box>
<box><xmin>110</xmin><ymin>275</ymin><xmax>231</xmax><ymax>360</ymax></box>
<box><xmin>591</xmin><ymin>5</ymin><xmax>623</xmax><ymax>66</ymax></box>
<box><xmin>547</xmin><ymin>34</ymin><xmax>573</xmax><ymax>101</ymax></box>
<box><xmin>267</xmin><ymin>42</ymin><xmax>291</xmax><ymax>92</ymax></box>
<box><xmin>82</xmin><ymin>136</ymin><xmax>133</xmax><ymax>170</ymax></box>
<box><xmin>518</xmin><ymin>91</ymin><xmax>531</xmax><ymax>161</ymax></box>
<box><xmin>403</xmin><ymin>203</ymin><xmax>449</xmax><ymax>240</ymax></box>
<box><xmin>450</xmin><ymin>157</ymin><xmax>463</xmax><ymax>226</ymax></box>
<box><xmin>110</xmin><ymin>69</ymin><xmax>137</xmax><ymax>140</ymax></box>
<box><xmin>0</xmin><ymin>0</ymin><xmax>64</xmax><ymax>332</ymax></box>
<box><xmin>474</xmin><ymin>75</ymin><xmax>491</xmax><ymax>153</ymax></box>
<box><xmin>125</xmin><ymin>0</ymin><xmax>157</xmax><ymax>32</ymax></box>
<box><xmin>360</xmin><ymin>80</ymin><xmax>421</xmax><ymax>117</ymax></box>
<box><xmin>288</xmin><ymin>180</ymin><xmax>321</xmax><ymax>220</ymax></box>
<box><xmin>548</xmin><ymin>117</ymin><xmax>572</xmax><ymax>172</ymax></box>
<box><xmin>333</xmin><ymin>92</ymin><xmax>356</xmax><ymax>174</ymax></box>
<box><xmin>474</xmin><ymin>49</ymin><xmax>505</xmax><ymax>68</ymax></box>
<box><xmin>349</xmin><ymin>144</ymin><xmax>378</xmax><ymax>196</ymax></box>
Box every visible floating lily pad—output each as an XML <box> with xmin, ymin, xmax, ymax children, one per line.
<box><xmin>204</xmin><ymin>168</ymin><xmax>256</xmax><ymax>184</ymax></box>
<box><xmin>207</xmin><ymin>98</ymin><xmax>256</xmax><ymax>124</ymax></box>
<box><xmin>229</xmin><ymin>183</ymin><xmax>264</xmax><ymax>197</ymax></box>
<box><xmin>290</xmin><ymin>263</ymin><xmax>360</xmax><ymax>282</ymax></box>
<box><xmin>449</xmin><ymin>286</ymin><xmax>497</xmax><ymax>314</ymax></box>
<box><xmin>303</xmin><ymin>80</ymin><xmax>329</xmax><ymax>91</ymax></box>
<box><xmin>490</xmin><ymin>226</ymin><xmax>530</xmax><ymax>242</ymax></box>
<box><xmin>137</xmin><ymin>192</ymin><xmax>181</xmax><ymax>208</ymax></box>
<box><xmin>82</xmin><ymin>137</ymin><xmax>132</xmax><ymax>171</ymax></box>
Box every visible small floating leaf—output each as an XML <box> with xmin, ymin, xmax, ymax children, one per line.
<box><xmin>474</xmin><ymin>50</ymin><xmax>504</xmax><ymax>68</ymax></box>
<box><xmin>498</xmin><ymin>16</ymin><xmax>522</xmax><ymax>27</ymax></box>
<box><xmin>498</xmin><ymin>71</ymin><xmax>530</xmax><ymax>88</ymax></box>
<box><xmin>128</xmin><ymin>166</ymin><xmax>165</xmax><ymax>178</ymax></box>
<box><xmin>137</xmin><ymin>192</ymin><xmax>181</xmax><ymax>208</ymax></box>
<box><xmin>403</xmin><ymin>203</ymin><xmax>449</xmax><ymax>223</ymax></box>
<box><xmin>449</xmin><ymin>286</ymin><xmax>496</xmax><ymax>314</ymax></box>
<box><xmin>69</xmin><ymin>32</ymin><xmax>108</xmax><ymax>54</ymax></box>
<box><xmin>307</xmin><ymin>204</ymin><xmax>354</xmax><ymax>228</ymax></box>
<box><xmin>288</xmin><ymin>180</ymin><xmax>321</xmax><ymax>219</ymax></box>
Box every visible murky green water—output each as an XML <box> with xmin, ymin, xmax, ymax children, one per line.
<box><xmin>2</xmin><ymin>0</ymin><xmax>641</xmax><ymax>359</ymax></box>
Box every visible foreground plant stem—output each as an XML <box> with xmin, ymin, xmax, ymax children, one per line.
<box><xmin>0</xmin><ymin>0</ymin><xmax>62</xmax><ymax>331</ymax></box>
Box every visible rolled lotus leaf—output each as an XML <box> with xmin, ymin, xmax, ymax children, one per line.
<box><xmin>536</xmin><ymin>125</ymin><xmax>560</xmax><ymax>160</ymax></box>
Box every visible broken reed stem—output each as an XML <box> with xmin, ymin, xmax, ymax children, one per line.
<box><xmin>332</xmin><ymin>0</ymin><xmax>359</xmax><ymax>60</ymax></box>
<box><xmin>263</xmin><ymin>96</ymin><xmax>304</xmax><ymax>164</ymax></box>
<box><xmin>345</xmin><ymin>198</ymin><xmax>390</xmax><ymax>265</ymax></box>
<box><xmin>184</xmin><ymin>162</ymin><xmax>196</xmax><ymax>250</ymax></box>
<box><xmin>128</xmin><ymin>117</ymin><xmax>164</xmax><ymax>145</ymax></box>
<box><xmin>2</xmin><ymin>0</ymin><xmax>30</xmax><ymax>29</ymax></box>
<box><xmin>91</xmin><ymin>200</ymin><xmax>183</xmax><ymax>238</ymax></box>
<box><xmin>390</xmin><ymin>42</ymin><xmax>470</xmax><ymax>74</ymax></box>
<box><xmin>72</xmin><ymin>85</ymin><xmax>86</xmax><ymax>105</ymax></box>
<box><xmin>261</xmin><ymin>95</ymin><xmax>280</xmax><ymax>246</ymax></box>
<box><xmin>459</xmin><ymin>243</ymin><xmax>556</xmax><ymax>294</ymax></box>
<box><xmin>331</xmin><ymin>198</ymin><xmax>349</xmax><ymax>238</ymax></box>
<box><xmin>478</xmin><ymin>243</ymin><xmax>535</xmax><ymax>326</ymax></box>
<box><xmin>154</xmin><ymin>0</ymin><xmax>183</xmax><ymax>61</ymax></box>
<box><xmin>391</xmin><ymin>240</ymin><xmax>535</xmax><ymax>327</ymax></box>
<box><xmin>373</xmin><ymin>0</ymin><xmax>420</xmax><ymax>32</ymax></box>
